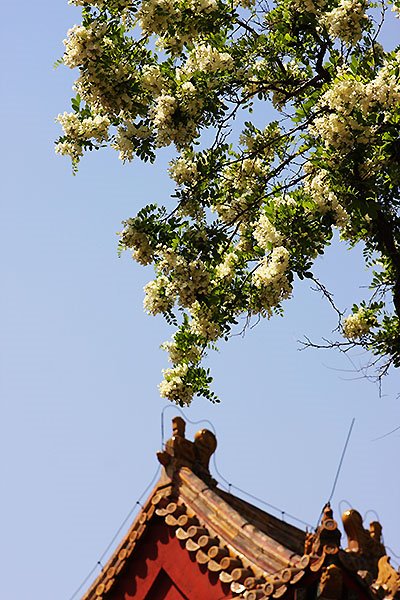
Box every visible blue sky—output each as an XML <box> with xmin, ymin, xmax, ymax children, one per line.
<box><xmin>1</xmin><ymin>3</ymin><xmax>399</xmax><ymax>599</ymax></box>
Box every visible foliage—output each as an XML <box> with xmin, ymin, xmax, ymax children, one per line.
<box><xmin>57</xmin><ymin>0</ymin><xmax>400</xmax><ymax>404</ymax></box>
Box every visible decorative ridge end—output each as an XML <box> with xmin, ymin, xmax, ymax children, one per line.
<box><xmin>342</xmin><ymin>509</ymin><xmax>386</xmax><ymax>559</ymax></box>
<box><xmin>341</xmin><ymin>508</ymin><xmax>387</xmax><ymax>582</ymax></box>
<box><xmin>304</xmin><ymin>502</ymin><xmax>342</xmax><ymax>559</ymax></box>
<box><xmin>157</xmin><ymin>417</ymin><xmax>217</xmax><ymax>485</ymax></box>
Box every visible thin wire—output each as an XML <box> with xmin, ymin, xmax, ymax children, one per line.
<box><xmin>315</xmin><ymin>420</ymin><xmax>355</xmax><ymax>529</ymax></box>
<box><xmin>338</xmin><ymin>499</ymin><xmax>353</xmax><ymax>515</ymax></box>
<box><xmin>363</xmin><ymin>509</ymin><xmax>381</xmax><ymax>523</ymax></box>
<box><xmin>98</xmin><ymin>465</ymin><xmax>161</xmax><ymax>564</ymax></box>
<box><xmin>372</xmin><ymin>424</ymin><xmax>400</xmax><ymax>441</ymax></box>
<box><xmin>160</xmin><ymin>404</ymin><xmax>217</xmax><ymax>447</ymax></box>
<box><xmin>161</xmin><ymin>409</ymin><xmax>165</xmax><ymax>448</ymax></box>
<box><xmin>327</xmin><ymin>418</ymin><xmax>355</xmax><ymax>504</ymax></box>
<box><xmin>339</xmin><ymin>505</ymin><xmax>400</xmax><ymax>566</ymax></box>
<box><xmin>212</xmin><ymin>452</ymin><xmax>313</xmax><ymax>529</ymax></box>
<box><xmin>217</xmin><ymin>476</ymin><xmax>314</xmax><ymax>530</ymax></box>
<box><xmin>161</xmin><ymin>406</ymin><xmax>313</xmax><ymax>530</ymax></box>
<box><xmin>67</xmin><ymin>564</ymin><xmax>99</xmax><ymax>600</ymax></box>
<box><xmin>67</xmin><ymin>464</ymin><xmax>161</xmax><ymax>600</ymax></box>
<box><xmin>386</xmin><ymin>546</ymin><xmax>400</xmax><ymax>560</ymax></box>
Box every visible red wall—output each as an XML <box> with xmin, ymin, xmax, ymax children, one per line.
<box><xmin>107</xmin><ymin>519</ymin><xmax>231</xmax><ymax>599</ymax></box>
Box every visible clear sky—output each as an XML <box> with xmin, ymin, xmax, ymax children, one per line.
<box><xmin>1</xmin><ymin>3</ymin><xmax>399</xmax><ymax>599</ymax></box>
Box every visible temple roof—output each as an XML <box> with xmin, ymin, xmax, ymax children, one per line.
<box><xmin>81</xmin><ymin>418</ymin><xmax>400</xmax><ymax>600</ymax></box>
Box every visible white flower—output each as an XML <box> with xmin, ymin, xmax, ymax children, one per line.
<box><xmin>304</xmin><ymin>169</ymin><xmax>349</xmax><ymax>227</ymax></box>
<box><xmin>141</xmin><ymin>65</ymin><xmax>165</xmax><ymax>94</ymax></box>
<box><xmin>190</xmin><ymin>302</ymin><xmax>221</xmax><ymax>341</ymax></box>
<box><xmin>176</xmin><ymin>260</ymin><xmax>211</xmax><ymax>307</ymax></box>
<box><xmin>138</xmin><ymin>0</ymin><xmax>179</xmax><ymax>35</ymax></box>
<box><xmin>169</xmin><ymin>155</ymin><xmax>198</xmax><ymax>185</ymax></box>
<box><xmin>55</xmin><ymin>140</ymin><xmax>83</xmax><ymax>162</ymax></box>
<box><xmin>343</xmin><ymin>309</ymin><xmax>376</xmax><ymax>339</ymax></box>
<box><xmin>113</xmin><ymin>122</ymin><xmax>152</xmax><ymax>162</ymax></box>
<box><xmin>143</xmin><ymin>276</ymin><xmax>175</xmax><ymax>314</ymax></box>
<box><xmin>361</xmin><ymin>59</ymin><xmax>400</xmax><ymax>114</ymax></box>
<box><xmin>56</xmin><ymin>112</ymin><xmax>110</xmax><ymax>142</ymax></box>
<box><xmin>291</xmin><ymin>0</ymin><xmax>326</xmax><ymax>13</ymax></box>
<box><xmin>161</xmin><ymin>340</ymin><xmax>201</xmax><ymax>364</ymax></box>
<box><xmin>181</xmin><ymin>81</ymin><xmax>197</xmax><ymax>96</ymax></box>
<box><xmin>322</xmin><ymin>0</ymin><xmax>368</xmax><ymax>44</ymax></box>
<box><xmin>215</xmin><ymin>251</ymin><xmax>238</xmax><ymax>281</ymax></box>
<box><xmin>254</xmin><ymin>214</ymin><xmax>282</xmax><ymax>249</ymax></box>
<box><xmin>63</xmin><ymin>23</ymin><xmax>106</xmax><ymax>69</ymax></box>
<box><xmin>183</xmin><ymin>44</ymin><xmax>234</xmax><ymax>75</ymax></box>
<box><xmin>252</xmin><ymin>247</ymin><xmax>292</xmax><ymax>315</ymax></box>
<box><xmin>159</xmin><ymin>364</ymin><xmax>193</xmax><ymax>404</ymax></box>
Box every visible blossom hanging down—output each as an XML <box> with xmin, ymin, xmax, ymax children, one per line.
<box><xmin>57</xmin><ymin>0</ymin><xmax>400</xmax><ymax>403</ymax></box>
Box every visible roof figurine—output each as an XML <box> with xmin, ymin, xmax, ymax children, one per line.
<box><xmin>157</xmin><ymin>416</ymin><xmax>217</xmax><ymax>485</ymax></box>
<box><xmin>81</xmin><ymin>418</ymin><xmax>400</xmax><ymax>600</ymax></box>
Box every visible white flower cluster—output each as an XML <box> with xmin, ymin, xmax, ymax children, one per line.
<box><xmin>63</xmin><ymin>23</ymin><xmax>106</xmax><ymax>69</ymax></box>
<box><xmin>310</xmin><ymin>63</ymin><xmax>400</xmax><ymax>154</ymax></box>
<box><xmin>122</xmin><ymin>224</ymin><xmax>154</xmax><ymax>265</ymax></box>
<box><xmin>361</xmin><ymin>57</ymin><xmax>400</xmax><ymax>113</ymax></box>
<box><xmin>191</xmin><ymin>0</ymin><xmax>218</xmax><ymax>11</ymax></box>
<box><xmin>322</xmin><ymin>0</ymin><xmax>368</xmax><ymax>44</ymax></box>
<box><xmin>55</xmin><ymin>112</ymin><xmax>110</xmax><ymax>161</ymax></box>
<box><xmin>113</xmin><ymin>122</ymin><xmax>152</xmax><ymax>162</ymax></box>
<box><xmin>161</xmin><ymin>339</ymin><xmax>201</xmax><ymax>364</ymax></box>
<box><xmin>322</xmin><ymin>77</ymin><xmax>364</xmax><ymax>113</ymax></box>
<box><xmin>214</xmin><ymin>251</ymin><xmax>238</xmax><ymax>281</ymax></box>
<box><xmin>274</xmin><ymin>195</ymin><xmax>297</xmax><ymax>208</ymax></box>
<box><xmin>76</xmin><ymin>62</ymin><xmax>135</xmax><ymax>115</ymax></box>
<box><xmin>252</xmin><ymin>247</ymin><xmax>292</xmax><ymax>315</ymax></box>
<box><xmin>56</xmin><ymin>111</ymin><xmax>110</xmax><ymax>141</ymax></box>
<box><xmin>55</xmin><ymin>140</ymin><xmax>84</xmax><ymax>162</ymax></box>
<box><xmin>63</xmin><ymin>22</ymin><xmax>138</xmax><ymax>116</ymax></box>
<box><xmin>158</xmin><ymin>248</ymin><xmax>179</xmax><ymax>270</ymax></box>
<box><xmin>291</xmin><ymin>0</ymin><xmax>326</xmax><ymax>13</ymax></box>
<box><xmin>159</xmin><ymin>363</ymin><xmax>193</xmax><ymax>404</ymax></box>
<box><xmin>138</xmin><ymin>0</ymin><xmax>178</xmax><ymax>34</ymax></box>
<box><xmin>190</xmin><ymin>302</ymin><xmax>221</xmax><ymax>340</ymax></box>
<box><xmin>151</xmin><ymin>94</ymin><xmax>197</xmax><ymax>148</ymax></box>
<box><xmin>215</xmin><ymin>158</ymin><xmax>268</xmax><ymax>222</ymax></box>
<box><xmin>304</xmin><ymin>169</ymin><xmax>349</xmax><ymax>227</ymax></box>
<box><xmin>311</xmin><ymin>111</ymin><xmax>369</xmax><ymax>151</ymax></box>
<box><xmin>175</xmin><ymin>260</ymin><xmax>211</xmax><ymax>307</ymax></box>
<box><xmin>143</xmin><ymin>276</ymin><xmax>175</xmax><ymax>314</ymax></box>
<box><xmin>151</xmin><ymin>94</ymin><xmax>177</xmax><ymax>144</ymax></box>
<box><xmin>69</xmin><ymin>0</ymin><xmax>132</xmax><ymax>9</ymax></box>
<box><xmin>180</xmin><ymin>81</ymin><xmax>197</xmax><ymax>96</ymax></box>
<box><xmin>343</xmin><ymin>308</ymin><xmax>375</xmax><ymax>339</ymax></box>
<box><xmin>177</xmin><ymin>82</ymin><xmax>204</xmax><ymax>122</ymax></box>
<box><xmin>169</xmin><ymin>155</ymin><xmax>198</xmax><ymax>185</ymax></box>
<box><xmin>183</xmin><ymin>44</ymin><xmax>234</xmax><ymax>75</ymax></box>
<box><xmin>141</xmin><ymin>65</ymin><xmax>165</xmax><ymax>95</ymax></box>
<box><xmin>138</xmin><ymin>0</ymin><xmax>218</xmax><ymax>38</ymax></box>
<box><xmin>215</xmin><ymin>192</ymin><xmax>254</xmax><ymax>223</ymax></box>
<box><xmin>310</xmin><ymin>76</ymin><xmax>371</xmax><ymax>152</ymax></box>
<box><xmin>148</xmin><ymin>250</ymin><xmax>211</xmax><ymax>311</ymax></box>
<box><xmin>253</xmin><ymin>214</ymin><xmax>282</xmax><ymax>249</ymax></box>
<box><xmin>225</xmin><ymin>158</ymin><xmax>267</xmax><ymax>191</ymax></box>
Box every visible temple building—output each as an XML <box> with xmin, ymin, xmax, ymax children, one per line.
<box><xmin>82</xmin><ymin>417</ymin><xmax>400</xmax><ymax>600</ymax></box>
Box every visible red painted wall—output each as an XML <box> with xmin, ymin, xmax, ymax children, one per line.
<box><xmin>106</xmin><ymin>519</ymin><xmax>231</xmax><ymax>599</ymax></box>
